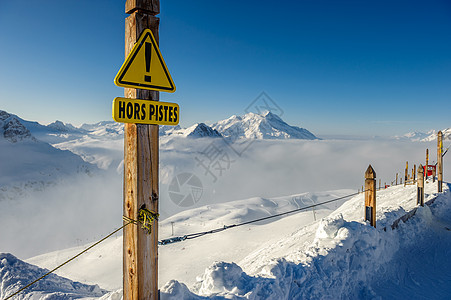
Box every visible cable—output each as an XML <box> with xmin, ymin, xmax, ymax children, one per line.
<box><xmin>4</xmin><ymin>222</ymin><xmax>132</xmax><ymax>300</ymax></box>
<box><xmin>159</xmin><ymin>191</ymin><xmax>362</xmax><ymax>245</ymax></box>
<box><xmin>2</xmin><ymin>190</ymin><xmax>369</xmax><ymax>296</ymax></box>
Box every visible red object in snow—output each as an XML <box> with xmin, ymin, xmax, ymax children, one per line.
<box><xmin>423</xmin><ymin>165</ymin><xmax>436</xmax><ymax>177</ymax></box>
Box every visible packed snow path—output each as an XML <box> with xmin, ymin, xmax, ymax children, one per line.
<box><xmin>371</xmin><ymin>186</ymin><xmax>451</xmax><ymax>299</ymax></box>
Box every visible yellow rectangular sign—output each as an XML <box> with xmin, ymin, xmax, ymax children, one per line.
<box><xmin>112</xmin><ymin>97</ymin><xmax>179</xmax><ymax>125</ymax></box>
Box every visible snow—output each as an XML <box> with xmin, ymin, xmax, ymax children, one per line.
<box><xmin>397</xmin><ymin>127</ymin><xmax>451</xmax><ymax>142</ymax></box>
<box><xmin>159</xmin><ymin>180</ymin><xmax>447</xmax><ymax>299</ymax></box>
<box><xmin>1</xmin><ymin>109</ymin><xmax>451</xmax><ymax>299</ymax></box>
<box><xmin>0</xmin><ymin>253</ymin><xmax>105</xmax><ymax>299</ymax></box>
<box><xmin>22</xmin><ymin>180</ymin><xmax>451</xmax><ymax>300</ymax></box>
<box><xmin>0</xmin><ymin>111</ymin><xmax>97</xmax><ymax>201</ymax></box>
<box><xmin>211</xmin><ymin>111</ymin><xmax>318</xmax><ymax>140</ymax></box>
<box><xmin>165</xmin><ymin>123</ymin><xmax>223</xmax><ymax>138</ymax></box>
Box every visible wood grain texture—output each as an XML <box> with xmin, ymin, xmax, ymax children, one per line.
<box><xmin>126</xmin><ymin>0</ymin><xmax>160</xmax><ymax>15</ymax></box>
<box><xmin>365</xmin><ymin>165</ymin><xmax>376</xmax><ymax>228</ymax></box>
<box><xmin>404</xmin><ymin>161</ymin><xmax>408</xmax><ymax>187</ymax></box>
<box><xmin>417</xmin><ymin>164</ymin><xmax>424</xmax><ymax>206</ymax></box>
<box><xmin>438</xmin><ymin>131</ymin><xmax>443</xmax><ymax>192</ymax></box>
<box><xmin>123</xmin><ymin>10</ymin><xmax>160</xmax><ymax>300</ymax></box>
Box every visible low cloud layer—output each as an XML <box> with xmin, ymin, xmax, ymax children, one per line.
<box><xmin>1</xmin><ymin>137</ymin><xmax>446</xmax><ymax>258</ymax></box>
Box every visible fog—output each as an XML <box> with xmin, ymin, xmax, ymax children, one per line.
<box><xmin>1</xmin><ymin>137</ymin><xmax>447</xmax><ymax>258</ymax></box>
<box><xmin>159</xmin><ymin>138</ymin><xmax>443</xmax><ymax>216</ymax></box>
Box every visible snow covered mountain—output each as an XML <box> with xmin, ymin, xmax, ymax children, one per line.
<box><xmin>423</xmin><ymin>128</ymin><xmax>451</xmax><ymax>142</ymax></box>
<box><xmin>164</xmin><ymin>123</ymin><xmax>222</xmax><ymax>138</ymax></box>
<box><xmin>0</xmin><ymin>253</ymin><xmax>105</xmax><ymax>299</ymax></box>
<box><xmin>1</xmin><ymin>111</ymin><xmax>36</xmax><ymax>143</ymax></box>
<box><xmin>396</xmin><ymin>131</ymin><xmax>434</xmax><ymax>142</ymax></box>
<box><xmin>396</xmin><ymin>128</ymin><xmax>451</xmax><ymax>142</ymax></box>
<box><xmin>212</xmin><ymin>111</ymin><xmax>318</xmax><ymax>140</ymax></box>
<box><xmin>0</xmin><ymin>111</ymin><xmax>96</xmax><ymax>194</ymax></box>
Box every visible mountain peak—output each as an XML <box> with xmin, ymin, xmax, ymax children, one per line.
<box><xmin>212</xmin><ymin>112</ymin><xmax>317</xmax><ymax>140</ymax></box>
<box><xmin>47</xmin><ymin>120</ymin><xmax>77</xmax><ymax>132</ymax></box>
<box><xmin>182</xmin><ymin>123</ymin><xmax>222</xmax><ymax>138</ymax></box>
<box><xmin>0</xmin><ymin>253</ymin><xmax>105</xmax><ymax>298</ymax></box>
<box><xmin>0</xmin><ymin>112</ymin><xmax>36</xmax><ymax>143</ymax></box>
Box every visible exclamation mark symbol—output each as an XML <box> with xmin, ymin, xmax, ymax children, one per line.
<box><xmin>144</xmin><ymin>42</ymin><xmax>152</xmax><ymax>82</ymax></box>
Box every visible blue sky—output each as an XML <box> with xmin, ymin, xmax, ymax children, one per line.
<box><xmin>0</xmin><ymin>0</ymin><xmax>450</xmax><ymax>136</ymax></box>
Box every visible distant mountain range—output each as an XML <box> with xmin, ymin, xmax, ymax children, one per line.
<box><xmin>0</xmin><ymin>109</ymin><xmax>317</xmax><ymax>189</ymax></box>
<box><xmin>396</xmin><ymin>128</ymin><xmax>451</xmax><ymax>142</ymax></box>
<box><xmin>162</xmin><ymin>111</ymin><xmax>318</xmax><ymax>140</ymax></box>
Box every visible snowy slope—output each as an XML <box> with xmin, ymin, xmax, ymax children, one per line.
<box><xmin>52</xmin><ymin>122</ymin><xmax>124</xmax><ymax>171</ymax></box>
<box><xmin>160</xmin><ymin>180</ymin><xmax>449</xmax><ymax>299</ymax></box>
<box><xmin>212</xmin><ymin>111</ymin><xmax>317</xmax><ymax>140</ymax></box>
<box><xmin>0</xmin><ymin>253</ymin><xmax>105</xmax><ymax>299</ymax></box>
<box><xmin>0</xmin><ymin>111</ymin><xmax>96</xmax><ymax>197</ymax></box>
<box><xmin>27</xmin><ymin>190</ymin><xmax>352</xmax><ymax>290</ymax></box>
<box><xmin>23</xmin><ymin>180</ymin><xmax>451</xmax><ymax>299</ymax></box>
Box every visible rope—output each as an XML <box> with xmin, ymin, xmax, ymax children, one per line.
<box><xmin>4</xmin><ymin>222</ymin><xmax>132</xmax><ymax>300</ymax></box>
<box><xmin>2</xmin><ymin>190</ymin><xmax>370</xmax><ymax>297</ymax></box>
<box><xmin>159</xmin><ymin>191</ymin><xmax>362</xmax><ymax>245</ymax></box>
<box><xmin>123</xmin><ymin>207</ymin><xmax>159</xmax><ymax>235</ymax></box>
<box><xmin>443</xmin><ymin>146</ymin><xmax>449</xmax><ymax>158</ymax></box>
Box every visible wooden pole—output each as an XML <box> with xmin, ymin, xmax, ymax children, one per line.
<box><xmin>405</xmin><ymin>161</ymin><xmax>408</xmax><ymax>187</ymax></box>
<box><xmin>417</xmin><ymin>164</ymin><xmax>424</xmax><ymax>206</ymax></box>
<box><xmin>379</xmin><ymin>179</ymin><xmax>381</xmax><ymax>190</ymax></box>
<box><xmin>413</xmin><ymin>164</ymin><xmax>416</xmax><ymax>183</ymax></box>
<box><xmin>123</xmin><ymin>1</ymin><xmax>160</xmax><ymax>299</ymax></box>
<box><xmin>433</xmin><ymin>163</ymin><xmax>436</xmax><ymax>183</ymax></box>
<box><xmin>396</xmin><ymin>173</ymin><xmax>398</xmax><ymax>185</ymax></box>
<box><xmin>426</xmin><ymin>149</ymin><xmax>429</xmax><ymax>180</ymax></box>
<box><xmin>438</xmin><ymin>131</ymin><xmax>443</xmax><ymax>192</ymax></box>
<box><xmin>365</xmin><ymin>165</ymin><xmax>376</xmax><ymax>228</ymax></box>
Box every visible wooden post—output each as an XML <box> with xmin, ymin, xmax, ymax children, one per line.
<box><xmin>123</xmin><ymin>1</ymin><xmax>160</xmax><ymax>299</ymax></box>
<box><xmin>365</xmin><ymin>165</ymin><xmax>376</xmax><ymax>228</ymax></box>
<box><xmin>426</xmin><ymin>149</ymin><xmax>429</xmax><ymax>180</ymax></box>
<box><xmin>413</xmin><ymin>164</ymin><xmax>416</xmax><ymax>183</ymax></box>
<box><xmin>405</xmin><ymin>161</ymin><xmax>408</xmax><ymax>187</ymax></box>
<box><xmin>433</xmin><ymin>163</ymin><xmax>436</xmax><ymax>183</ymax></box>
<box><xmin>438</xmin><ymin>131</ymin><xmax>443</xmax><ymax>192</ymax></box>
<box><xmin>417</xmin><ymin>164</ymin><xmax>424</xmax><ymax>206</ymax></box>
<box><xmin>379</xmin><ymin>179</ymin><xmax>381</xmax><ymax>190</ymax></box>
<box><xmin>396</xmin><ymin>173</ymin><xmax>398</xmax><ymax>185</ymax></box>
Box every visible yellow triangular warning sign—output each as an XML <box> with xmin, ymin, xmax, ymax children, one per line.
<box><xmin>114</xmin><ymin>29</ymin><xmax>175</xmax><ymax>92</ymax></box>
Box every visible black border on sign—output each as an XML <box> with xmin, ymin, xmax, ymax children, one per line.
<box><xmin>117</xmin><ymin>31</ymin><xmax>175</xmax><ymax>91</ymax></box>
